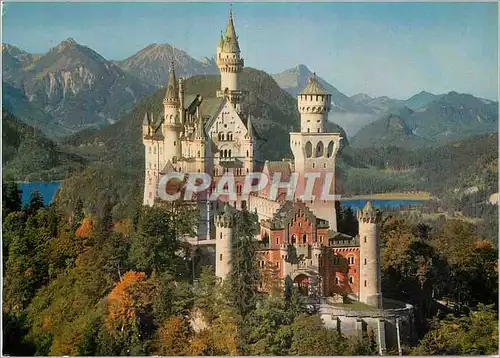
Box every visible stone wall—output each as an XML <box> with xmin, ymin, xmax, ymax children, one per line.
<box><xmin>319</xmin><ymin>298</ymin><xmax>414</xmax><ymax>355</ymax></box>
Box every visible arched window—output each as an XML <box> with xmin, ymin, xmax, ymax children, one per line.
<box><xmin>276</xmin><ymin>237</ymin><xmax>279</xmax><ymax>245</ymax></box>
<box><xmin>220</xmin><ymin>150</ymin><xmax>224</xmax><ymax>158</ymax></box>
<box><xmin>228</xmin><ymin>149</ymin><xmax>232</xmax><ymax>157</ymax></box>
<box><xmin>349</xmin><ymin>276</ymin><xmax>354</xmax><ymax>284</ymax></box>
<box><xmin>291</xmin><ymin>235</ymin><xmax>297</xmax><ymax>244</ymax></box>
<box><xmin>224</xmin><ymin>149</ymin><xmax>228</xmax><ymax>158</ymax></box>
<box><xmin>302</xmin><ymin>234</ymin><xmax>307</xmax><ymax>243</ymax></box>
<box><xmin>364</xmin><ymin>258</ymin><xmax>367</xmax><ymax>265</ymax></box>
<box><xmin>327</xmin><ymin>141</ymin><xmax>335</xmax><ymax>157</ymax></box>
<box><xmin>246</xmin><ymin>150</ymin><xmax>249</xmax><ymax>157</ymax></box>
<box><xmin>305</xmin><ymin>141</ymin><xmax>313</xmax><ymax>158</ymax></box>
<box><xmin>316</xmin><ymin>141</ymin><xmax>324</xmax><ymax>157</ymax></box>
<box><xmin>335</xmin><ymin>277</ymin><xmax>339</xmax><ymax>285</ymax></box>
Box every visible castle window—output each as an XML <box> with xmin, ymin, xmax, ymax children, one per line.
<box><xmin>364</xmin><ymin>236</ymin><xmax>367</xmax><ymax>243</ymax></box>
<box><xmin>148</xmin><ymin>177</ymin><xmax>152</xmax><ymax>185</ymax></box>
<box><xmin>335</xmin><ymin>277</ymin><xmax>339</xmax><ymax>285</ymax></box>
<box><xmin>228</xmin><ymin>149</ymin><xmax>232</xmax><ymax>157</ymax></box>
<box><xmin>324</xmin><ymin>163</ymin><xmax>327</xmax><ymax>168</ymax></box>
<box><xmin>319</xmin><ymin>235</ymin><xmax>323</xmax><ymax>243</ymax></box>
<box><xmin>312</xmin><ymin>163</ymin><xmax>315</xmax><ymax>169</ymax></box>
<box><xmin>224</xmin><ymin>149</ymin><xmax>228</xmax><ymax>158</ymax></box>
<box><xmin>246</xmin><ymin>168</ymin><xmax>249</xmax><ymax>173</ymax></box>
<box><xmin>333</xmin><ymin>256</ymin><xmax>339</xmax><ymax>265</ymax></box>
<box><xmin>348</xmin><ymin>256</ymin><xmax>355</xmax><ymax>265</ymax></box>
<box><xmin>349</xmin><ymin>276</ymin><xmax>354</xmax><ymax>284</ymax></box>
<box><xmin>317</xmin><ymin>128</ymin><xmax>320</xmax><ymax>133</ymax></box>
<box><xmin>246</xmin><ymin>150</ymin><xmax>249</xmax><ymax>157</ymax></box>
<box><xmin>220</xmin><ymin>254</ymin><xmax>223</xmax><ymax>261</ymax></box>
<box><xmin>364</xmin><ymin>258</ymin><xmax>367</xmax><ymax>265</ymax></box>
<box><xmin>302</xmin><ymin>234</ymin><xmax>307</xmax><ymax>243</ymax></box>
<box><xmin>291</xmin><ymin>235</ymin><xmax>297</xmax><ymax>244</ymax></box>
<box><xmin>174</xmin><ymin>141</ymin><xmax>176</xmax><ymax>146</ymax></box>
<box><xmin>198</xmin><ymin>151</ymin><xmax>201</xmax><ymax>157</ymax></box>
<box><xmin>307</xmin><ymin>128</ymin><xmax>310</xmax><ymax>133</ymax></box>
<box><xmin>276</xmin><ymin>237</ymin><xmax>279</xmax><ymax>245</ymax></box>
<box><xmin>364</xmin><ymin>280</ymin><xmax>367</xmax><ymax>287</ymax></box>
<box><xmin>220</xmin><ymin>233</ymin><xmax>222</xmax><ymax>239</ymax></box>
<box><xmin>276</xmin><ymin>262</ymin><xmax>280</xmax><ymax>268</ymax></box>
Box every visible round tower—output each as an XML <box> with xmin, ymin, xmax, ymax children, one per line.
<box><xmin>163</xmin><ymin>62</ymin><xmax>182</xmax><ymax>162</ymax></box>
<box><xmin>217</xmin><ymin>7</ymin><xmax>244</xmax><ymax>92</ymax></box>
<box><xmin>357</xmin><ymin>201</ymin><xmax>383</xmax><ymax>308</ymax></box>
<box><xmin>215</xmin><ymin>203</ymin><xmax>234</xmax><ymax>280</ymax></box>
<box><xmin>297</xmin><ymin>75</ymin><xmax>331</xmax><ymax>133</ymax></box>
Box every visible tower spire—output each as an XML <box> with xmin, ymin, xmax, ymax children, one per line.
<box><xmin>164</xmin><ymin>61</ymin><xmax>179</xmax><ymax>105</ymax></box>
<box><xmin>223</xmin><ymin>4</ymin><xmax>240</xmax><ymax>53</ymax></box>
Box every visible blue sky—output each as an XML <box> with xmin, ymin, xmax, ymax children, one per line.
<box><xmin>2</xmin><ymin>2</ymin><xmax>498</xmax><ymax>100</ymax></box>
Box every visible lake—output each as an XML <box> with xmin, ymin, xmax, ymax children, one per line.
<box><xmin>19</xmin><ymin>181</ymin><xmax>62</xmax><ymax>206</ymax></box>
<box><xmin>19</xmin><ymin>181</ymin><xmax>425</xmax><ymax>209</ymax></box>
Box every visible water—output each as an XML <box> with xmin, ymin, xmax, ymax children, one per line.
<box><xmin>17</xmin><ymin>181</ymin><xmax>426</xmax><ymax>210</ymax></box>
<box><xmin>19</xmin><ymin>181</ymin><xmax>62</xmax><ymax>206</ymax></box>
<box><xmin>340</xmin><ymin>199</ymin><xmax>425</xmax><ymax>211</ymax></box>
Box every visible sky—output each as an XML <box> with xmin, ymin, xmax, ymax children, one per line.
<box><xmin>2</xmin><ymin>2</ymin><xmax>498</xmax><ymax>100</ymax></box>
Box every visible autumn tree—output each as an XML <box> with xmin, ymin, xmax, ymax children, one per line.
<box><xmin>412</xmin><ymin>304</ymin><xmax>499</xmax><ymax>355</ymax></box>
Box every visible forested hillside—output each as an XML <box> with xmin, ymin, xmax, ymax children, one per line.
<box><xmin>3</xmin><ymin>184</ymin><xmax>497</xmax><ymax>356</ymax></box>
<box><xmin>2</xmin><ymin>110</ymin><xmax>87</xmax><ymax>181</ymax></box>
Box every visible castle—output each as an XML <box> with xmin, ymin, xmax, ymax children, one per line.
<box><xmin>143</xmin><ymin>8</ymin><xmax>413</xmax><ymax>353</ymax></box>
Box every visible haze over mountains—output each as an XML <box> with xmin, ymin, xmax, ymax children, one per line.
<box><xmin>2</xmin><ymin>39</ymin><xmax>498</xmax><ymax>148</ymax></box>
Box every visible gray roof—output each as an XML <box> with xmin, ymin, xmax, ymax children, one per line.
<box><xmin>164</xmin><ymin>62</ymin><xmax>179</xmax><ymax>103</ymax></box>
<box><xmin>222</xmin><ymin>8</ymin><xmax>240</xmax><ymax>53</ymax></box>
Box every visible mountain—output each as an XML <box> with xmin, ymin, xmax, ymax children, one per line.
<box><xmin>114</xmin><ymin>43</ymin><xmax>219</xmax><ymax>89</ymax></box>
<box><xmin>2</xmin><ymin>39</ymin><xmax>154</xmax><ymax>137</ymax></box>
<box><xmin>350</xmin><ymin>107</ymin><xmax>433</xmax><ymax>150</ymax></box>
<box><xmin>350</xmin><ymin>94</ymin><xmax>406</xmax><ymax>114</ymax></box>
<box><xmin>351</xmin><ymin>92</ymin><xmax>498</xmax><ymax>149</ymax></box>
<box><xmin>272</xmin><ymin>64</ymin><xmax>376</xmax><ymax>114</ymax></box>
<box><xmin>2</xmin><ymin>109</ymin><xmax>87</xmax><ymax>181</ymax></box>
<box><xmin>404</xmin><ymin>90</ymin><xmax>442</xmax><ymax>110</ymax></box>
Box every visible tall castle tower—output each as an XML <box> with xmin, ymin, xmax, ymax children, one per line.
<box><xmin>216</xmin><ymin>6</ymin><xmax>245</xmax><ymax>114</ymax></box>
<box><xmin>290</xmin><ymin>75</ymin><xmax>342</xmax><ymax>230</ymax></box>
<box><xmin>215</xmin><ymin>203</ymin><xmax>235</xmax><ymax>279</ymax></box>
<box><xmin>162</xmin><ymin>62</ymin><xmax>183</xmax><ymax>162</ymax></box>
<box><xmin>357</xmin><ymin>201</ymin><xmax>383</xmax><ymax>308</ymax></box>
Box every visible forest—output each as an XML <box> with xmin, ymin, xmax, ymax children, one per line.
<box><xmin>2</xmin><ymin>182</ymin><xmax>498</xmax><ymax>356</ymax></box>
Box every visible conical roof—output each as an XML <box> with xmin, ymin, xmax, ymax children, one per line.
<box><xmin>362</xmin><ymin>201</ymin><xmax>377</xmax><ymax>215</ymax></box>
<box><xmin>164</xmin><ymin>62</ymin><xmax>179</xmax><ymax>104</ymax></box>
<box><xmin>300</xmin><ymin>74</ymin><xmax>329</xmax><ymax>95</ymax></box>
<box><xmin>222</xmin><ymin>7</ymin><xmax>240</xmax><ymax>53</ymax></box>
<box><xmin>246</xmin><ymin>114</ymin><xmax>255</xmax><ymax>138</ymax></box>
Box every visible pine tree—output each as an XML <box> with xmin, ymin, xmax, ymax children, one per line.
<box><xmin>24</xmin><ymin>189</ymin><xmax>44</xmax><ymax>217</ymax></box>
<box><xmin>227</xmin><ymin>206</ymin><xmax>260</xmax><ymax>319</ymax></box>
<box><xmin>2</xmin><ymin>181</ymin><xmax>22</xmax><ymax>218</ymax></box>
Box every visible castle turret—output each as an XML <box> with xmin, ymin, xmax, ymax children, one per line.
<box><xmin>290</xmin><ymin>74</ymin><xmax>341</xmax><ymax>230</ymax></box>
<box><xmin>357</xmin><ymin>201</ymin><xmax>383</xmax><ymax>308</ymax></box>
<box><xmin>162</xmin><ymin>62</ymin><xmax>182</xmax><ymax>163</ymax></box>
<box><xmin>297</xmin><ymin>74</ymin><xmax>331</xmax><ymax>134</ymax></box>
<box><xmin>215</xmin><ymin>203</ymin><xmax>234</xmax><ymax>279</ymax></box>
<box><xmin>216</xmin><ymin>6</ymin><xmax>245</xmax><ymax>113</ymax></box>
